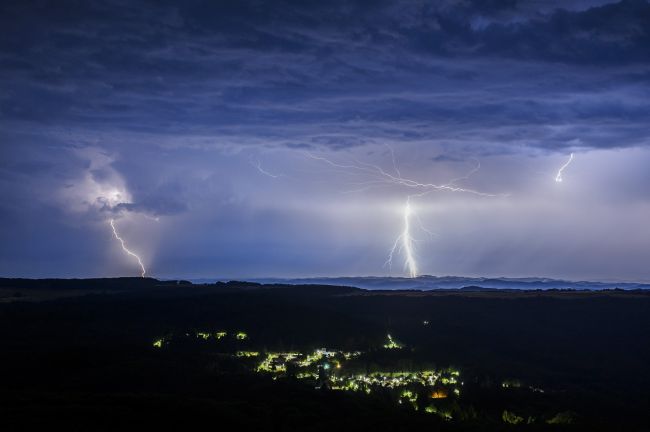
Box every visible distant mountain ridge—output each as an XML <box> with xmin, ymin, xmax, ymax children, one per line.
<box><xmin>212</xmin><ymin>275</ymin><xmax>650</xmax><ymax>291</ymax></box>
<box><xmin>3</xmin><ymin>276</ymin><xmax>649</xmax><ymax>292</ymax></box>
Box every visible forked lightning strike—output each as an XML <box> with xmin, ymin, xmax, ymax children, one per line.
<box><xmin>386</xmin><ymin>196</ymin><xmax>418</xmax><ymax>278</ymax></box>
<box><xmin>110</xmin><ymin>219</ymin><xmax>146</xmax><ymax>277</ymax></box>
<box><xmin>555</xmin><ymin>153</ymin><xmax>574</xmax><ymax>183</ymax></box>
<box><xmin>307</xmin><ymin>152</ymin><xmax>499</xmax><ymax>278</ymax></box>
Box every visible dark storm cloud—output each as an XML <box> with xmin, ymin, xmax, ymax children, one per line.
<box><xmin>1</xmin><ymin>0</ymin><xmax>649</xmax><ymax>154</ymax></box>
<box><xmin>113</xmin><ymin>182</ymin><xmax>189</xmax><ymax>217</ymax></box>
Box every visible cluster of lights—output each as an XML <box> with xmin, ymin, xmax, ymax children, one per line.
<box><xmin>502</xmin><ymin>379</ymin><xmax>545</xmax><ymax>394</ymax></box>
<box><xmin>383</xmin><ymin>334</ymin><xmax>403</xmax><ymax>350</ymax></box>
<box><xmin>257</xmin><ymin>352</ymin><xmax>301</xmax><ymax>372</ymax></box>
<box><xmin>425</xmin><ymin>405</ymin><xmax>453</xmax><ymax>420</ymax></box>
<box><xmin>152</xmin><ymin>329</ymin><xmax>467</xmax><ymax>420</ymax></box>
<box><xmin>151</xmin><ymin>327</ymin><xmax>551</xmax><ymax>423</ymax></box>
<box><xmin>152</xmin><ymin>329</ymin><xmax>247</xmax><ymax>347</ymax></box>
<box><xmin>250</xmin><ymin>341</ymin><xmax>463</xmax><ymax>418</ymax></box>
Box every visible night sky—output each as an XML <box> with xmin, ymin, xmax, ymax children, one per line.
<box><xmin>1</xmin><ymin>0</ymin><xmax>650</xmax><ymax>280</ymax></box>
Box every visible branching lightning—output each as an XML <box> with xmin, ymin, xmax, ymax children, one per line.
<box><xmin>306</xmin><ymin>153</ymin><xmax>496</xmax><ymax>197</ymax></box>
<box><xmin>306</xmin><ymin>151</ymin><xmax>500</xmax><ymax>278</ymax></box>
<box><xmin>555</xmin><ymin>153</ymin><xmax>574</xmax><ymax>183</ymax></box>
<box><xmin>110</xmin><ymin>218</ymin><xmax>146</xmax><ymax>277</ymax></box>
<box><xmin>386</xmin><ymin>196</ymin><xmax>418</xmax><ymax>277</ymax></box>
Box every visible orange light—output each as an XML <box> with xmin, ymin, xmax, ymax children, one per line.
<box><xmin>431</xmin><ymin>390</ymin><xmax>448</xmax><ymax>399</ymax></box>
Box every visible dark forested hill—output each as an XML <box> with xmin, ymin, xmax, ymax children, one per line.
<box><xmin>0</xmin><ymin>278</ymin><xmax>648</xmax><ymax>431</ymax></box>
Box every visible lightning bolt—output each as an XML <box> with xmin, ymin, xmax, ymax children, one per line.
<box><xmin>555</xmin><ymin>153</ymin><xmax>574</xmax><ymax>183</ymax></box>
<box><xmin>386</xmin><ymin>196</ymin><xmax>418</xmax><ymax>277</ymax></box>
<box><xmin>110</xmin><ymin>218</ymin><xmax>146</xmax><ymax>278</ymax></box>
<box><xmin>252</xmin><ymin>159</ymin><xmax>283</xmax><ymax>179</ymax></box>
<box><xmin>307</xmin><ymin>151</ymin><xmax>501</xmax><ymax>278</ymax></box>
<box><xmin>306</xmin><ymin>153</ymin><xmax>496</xmax><ymax>197</ymax></box>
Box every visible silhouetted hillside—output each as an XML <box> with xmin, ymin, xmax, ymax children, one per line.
<box><xmin>0</xmin><ymin>278</ymin><xmax>648</xmax><ymax>431</ymax></box>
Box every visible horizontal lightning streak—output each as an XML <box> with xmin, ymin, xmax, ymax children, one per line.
<box><xmin>306</xmin><ymin>153</ymin><xmax>499</xmax><ymax>197</ymax></box>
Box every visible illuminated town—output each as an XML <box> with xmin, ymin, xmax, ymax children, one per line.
<box><xmin>148</xmin><ymin>325</ymin><xmax>581</xmax><ymax>426</ymax></box>
<box><xmin>153</xmin><ymin>330</ymin><xmax>467</xmax><ymax>420</ymax></box>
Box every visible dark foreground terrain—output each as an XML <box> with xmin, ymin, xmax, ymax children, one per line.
<box><xmin>1</xmin><ymin>278</ymin><xmax>649</xmax><ymax>431</ymax></box>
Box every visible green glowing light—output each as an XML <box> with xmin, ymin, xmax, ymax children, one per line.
<box><xmin>546</xmin><ymin>411</ymin><xmax>575</xmax><ymax>425</ymax></box>
<box><xmin>502</xmin><ymin>410</ymin><xmax>524</xmax><ymax>425</ymax></box>
<box><xmin>383</xmin><ymin>334</ymin><xmax>403</xmax><ymax>349</ymax></box>
<box><xmin>236</xmin><ymin>351</ymin><xmax>260</xmax><ymax>357</ymax></box>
